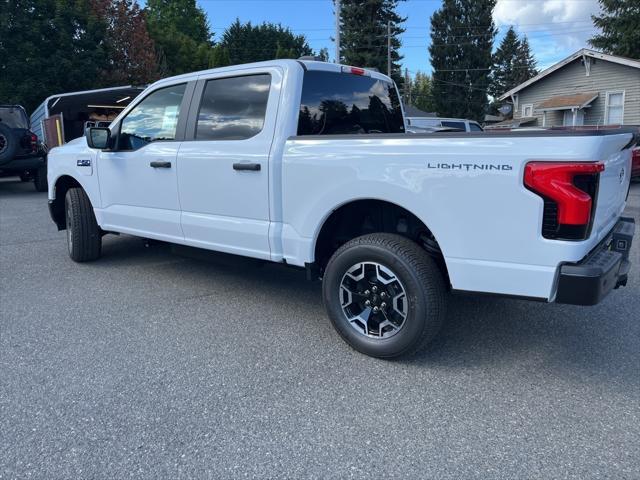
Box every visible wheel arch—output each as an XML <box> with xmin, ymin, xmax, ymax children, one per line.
<box><xmin>311</xmin><ymin>197</ymin><xmax>449</xmax><ymax>280</ymax></box>
<box><xmin>49</xmin><ymin>175</ymin><xmax>85</xmax><ymax>230</ymax></box>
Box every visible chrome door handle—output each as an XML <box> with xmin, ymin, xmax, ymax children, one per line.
<box><xmin>150</xmin><ymin>161</ymin><xmax>171</xmax><ymax>168</ymax></box>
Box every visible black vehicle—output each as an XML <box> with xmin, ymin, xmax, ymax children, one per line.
<box><xmin>0</xmin><ymin>105</ymin><xmax>47</xmax><ymax>191</ymax></box>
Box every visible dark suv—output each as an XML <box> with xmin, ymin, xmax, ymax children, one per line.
<box><xmin>0</xmin><ymin>105</ymin><xmax>47</xmax><ymax>191</ymax></box>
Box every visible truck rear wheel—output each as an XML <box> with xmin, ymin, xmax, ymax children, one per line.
<box><xmin>322</xmin><ymin>233</ymin><xmax>446</xmax><ymax>358</ymax></box>
<box><xmin>65</xmin><ymin>187</ymin><xmax>101</xmax><ymax>262</ymax></box>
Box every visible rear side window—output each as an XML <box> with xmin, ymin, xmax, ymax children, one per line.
<box><xmin>441</xmin><ymin>121</ymin><xmax>466</xmax><ymax>131</ymax></box>
<box><xmin>297</xmin><ymin>71</ymin><xmax>404</xmax><ymax>135</ymax></box>
<box><xmin>196</xmin><ymin>74</ymin><xmax>271</xmax><ymax>141</ymax></box>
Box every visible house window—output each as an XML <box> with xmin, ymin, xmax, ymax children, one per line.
<box><xmin>522</xmin><ymin>104</ymin><xmax>533</xmax><ymax>117</ymax></box>
<box><xmin>605</xmin><ymin>91</ymin><xmax>624</xmax><ymax>124</ymax></box>
<box><xmin>563</xmin><ymin>110</ymin><xmax>584</xmax><ymax>126</ymax></box>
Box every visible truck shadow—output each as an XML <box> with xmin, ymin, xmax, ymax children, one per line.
<box><xmin>99</xmin><ymin>234</ymin><xmax>639</xmax><ymax>391</ymax></box>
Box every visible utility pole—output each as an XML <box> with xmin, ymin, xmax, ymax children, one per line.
<box><xmin>335</xmin><ymin>0</ymin><xmax>341</xmax><ymax>63</ymax></box>
<box><xmin>387</xmin><ymin>20</ymin><xmax>391</xmax><ymax>76</ymax></box>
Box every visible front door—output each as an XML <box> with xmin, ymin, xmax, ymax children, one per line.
<box><xmin>177</xmin><ymin>69</ymin><xmax>281</xmax><ymax>259</ymax></box>
<box><xmin>97</xmin><ymin>83</ymin><xmax>191</xmax><ymax>242</ymax></box>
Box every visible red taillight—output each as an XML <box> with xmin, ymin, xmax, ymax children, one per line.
<box><xmin>30</xmin><ymin>133</ymin><xmax>37</xmax><ymax>152</ymax></box>
<box><xmin>524</xmin><ymin>161</ymin><xmax>604</xmax><ymax>239</ymax></box>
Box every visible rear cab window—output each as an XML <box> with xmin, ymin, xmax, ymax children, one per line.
<box><xmin>297</xmin><ymin>70</ymin><xmax>404</xmax><ymax>135</ymax></box>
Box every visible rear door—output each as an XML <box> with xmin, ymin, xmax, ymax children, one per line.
<box><xmin>97</xmin><ymin>82</ymin><xmax>193</xmax><ymax>241</ymax></box>
<box><xmin>177</xmin><ymin>68</ymin><xmax>282</xmax><ymax>259</ymax></box>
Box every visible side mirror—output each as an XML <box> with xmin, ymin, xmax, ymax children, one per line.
<box><xmin>86</xmin><ymin>127</ymin><xmax>111</xmax><ymax>150</ymax></box>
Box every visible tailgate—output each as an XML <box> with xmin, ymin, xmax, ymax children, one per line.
<box><xmin>591</xmin><ymin>132</ymin><xmax>636</xmax><ymax>240</ymax></box>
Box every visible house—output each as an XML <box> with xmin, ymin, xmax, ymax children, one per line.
<box><xmin>497</xmin><ymin>48</ymin><xmax>640</xmax><ymax>128</ymax></box>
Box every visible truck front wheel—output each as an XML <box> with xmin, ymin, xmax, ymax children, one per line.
<box><xmin>65</xmin><ymin>187</ymin><xmax>102</xmax><ymax>262</ymax></box>
<box><xmin>322</xmin><ymin>233</ymin><xmax>446</xmax><ymax>358</ymax></box>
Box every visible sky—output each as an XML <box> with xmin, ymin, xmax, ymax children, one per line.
<box><xmin>199</xmin><ymin>0</ymin><xmax>603</xmax><ymax>75</ymax></box>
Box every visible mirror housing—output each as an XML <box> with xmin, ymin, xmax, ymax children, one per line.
<box><xmin>86</xmin><ymin>127</ymin><xmax>111</xmax><ymax>150</ymax></box>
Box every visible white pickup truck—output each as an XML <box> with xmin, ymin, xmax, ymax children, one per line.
<box><xmin>47</xmin><ymin>60</ymin><xmax>636</xmax><ymax>358</ymax></box>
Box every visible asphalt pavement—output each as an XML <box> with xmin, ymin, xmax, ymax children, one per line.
<box><xmin>1</xmin><ymin>178</ymin><xmax>639</xmax><ymax>479</ymax></box>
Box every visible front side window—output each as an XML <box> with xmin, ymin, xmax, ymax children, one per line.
<box><xmin>297</xmin><ymin>70</ymin><xmax>404</xmax><ymax>135</ymax></box>
<box><xmin>196</xmin><ymin>74</ymin><xmax>271</xmax><ymax>141</ymax></box>
<box><xmin>469</xmin><ymin>122</ymin><xmax>483</xmax><ymax>132</ymax></box>
<box><xmin>119</xmin><ymin>83</ymin><xmax>186</xmax><ymax>151</ymax></box>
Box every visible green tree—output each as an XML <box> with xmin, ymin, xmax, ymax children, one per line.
<box><xmin>318</xmin><ymin>47</ymin><xmax>330</xmax><ymax>62</ymax></box>
<box><xmin>337</xmin><ymin>0</ymin><xmax>406</xmax><ymax>85</ymax></box>
<box><xmin>0</xmin><ymin>0</ymin><xmax>108</xmax><ymax>113</ymax></box>
<box><xmin>489</xmin><ymin>27</ymin><xmax>537</xmax><ymax>99</ymax></box>
<box><xmin>589</xmin><ymin>0</ymin><xmax>640</xmax><ymax>59</ymax></box>
<box><xmin>429</xmin><ymin>0</ymin><xmax>496</xmax><ymax>121</ymax></box>
<box><xmin>409</xmin><ymin>71</ymin><xmax>435</xmax><ymax>113</ymax></box>
<box><xmin>210</xmin><ymin>45</ymin><xmax>231</xmax><ymax>68</ymax></box>
<box><xmin>145</xmin><ymin>0</ymin><xmax>214</xmax><ymax>76</ymax></box>
<box><xmin>220</xmin><ymin>20</ymin><xmax>312</xmax><ymax>64</ymax></box>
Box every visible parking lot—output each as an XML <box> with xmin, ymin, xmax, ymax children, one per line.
<box><xmin>0</xmin><ymin>178</ymin><xmax>638</xmax><ymax>479</ymax></box>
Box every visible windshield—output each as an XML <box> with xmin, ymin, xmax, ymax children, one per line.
<box><xmin>298</xmin><ymin>70</ymin><xmax>405</xmax><ymax>135</ymax></box>
<box><xmin>0</xmin><ymin>106</ymin><xmax>29</xmax><ymax>129</ymax></box>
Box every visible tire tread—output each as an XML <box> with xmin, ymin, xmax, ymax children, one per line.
<box><xmin>66</xmin><ymin>187</ymin><xmax>101</xmax><ymax>262</ymax></box>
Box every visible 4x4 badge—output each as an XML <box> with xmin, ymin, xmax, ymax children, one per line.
<box><xmin>620</xmin><ymin>167</ymin><xmax>625</xmax><ymax>184</ymax></box>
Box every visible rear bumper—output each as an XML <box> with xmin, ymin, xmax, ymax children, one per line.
<box><xmin>555</xmin><ymin>217</ymin><xmax>635</xmax><ymax>305</ymax></box>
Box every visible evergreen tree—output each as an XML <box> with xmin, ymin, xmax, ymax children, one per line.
<box><xmin>589</xmin><ymin>0</ymin><xmax>640</xmax><ymax>59</ymax></box>
<box><xmin>516</xmin><ymin>37</ymin><xmax>537</xmax><ymax>81</ymax></box>
<box><xmin>318</xmin><ymin>47</ymin><xmax>330</xmax><ymax>62</ymax></box>
<box><xmin>337</xmin><ymin>0</ymin><xmax>406</xmax><ymax>85</ymax></box>
<box><xmin>0</xmin><ymin>0</ymin><xmax>108</xmax><ymax>113</ymax></box>
<box><xmin>210</xmin><ymin>45</ymin><xmax>231</xmax><ymax>68</ymax></box>
<box><xmin>489</xmin><ymin>27</ymin><xmax>537</xmax><ymax>99</ymax></box>
<box><xmin>145</xmin><ymin>0</ymin><xmax>214</xmax><ymax>76</ymax></box>
<box><xmin>429</xmin><ymin>0</ymin><xmax>496</xmax><ymax>121</ymax></box>
<box><xmin>220</xmin><ymin>20</ymin><xmax>312</xmax><ymax>64</ymax></box>
<box><xmin>410</xmin><ymin>71</ymin><xmax>435</xmax><ymax>113</ymax></box>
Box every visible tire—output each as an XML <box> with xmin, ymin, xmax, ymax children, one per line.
<box><xmin>322</xmin><ymin>233</ymin><xmax>447</xmax><ymax>358</ymax></box>
<box><xmin>19</xmin><ymin>172</ymin><xmax>31</xmax><ymax>182</ymax></box>
<box><xmin>0</xmin><ymin>124</ymin><xmax>19</xmax><ymax>165</ymax></box>
<box><xmin>33</xmin><ymin>165</ymin><xmax>47</xmax><ymax>192</ymax></box>
<box><xmin>65</xmin><ymin>187</ymin><xmax>101</xmax><ymax>262</ymax></box>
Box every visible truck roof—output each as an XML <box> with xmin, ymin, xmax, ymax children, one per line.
<box><xmin>152</xmin><ymin>59</ymin><xmax>394</xmax><ymax>89</ymax></box>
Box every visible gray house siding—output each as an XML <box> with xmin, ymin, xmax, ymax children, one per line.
<box><xmin>512</xmin><ymin>58</ymin><xmax>640</xmax><ymax>126</ymax></box>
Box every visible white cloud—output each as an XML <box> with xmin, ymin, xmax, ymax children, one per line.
<box><xmin>493</xmin><ymin>0</ymin><xmax>601</xmax><ymax>68</ymax></box>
